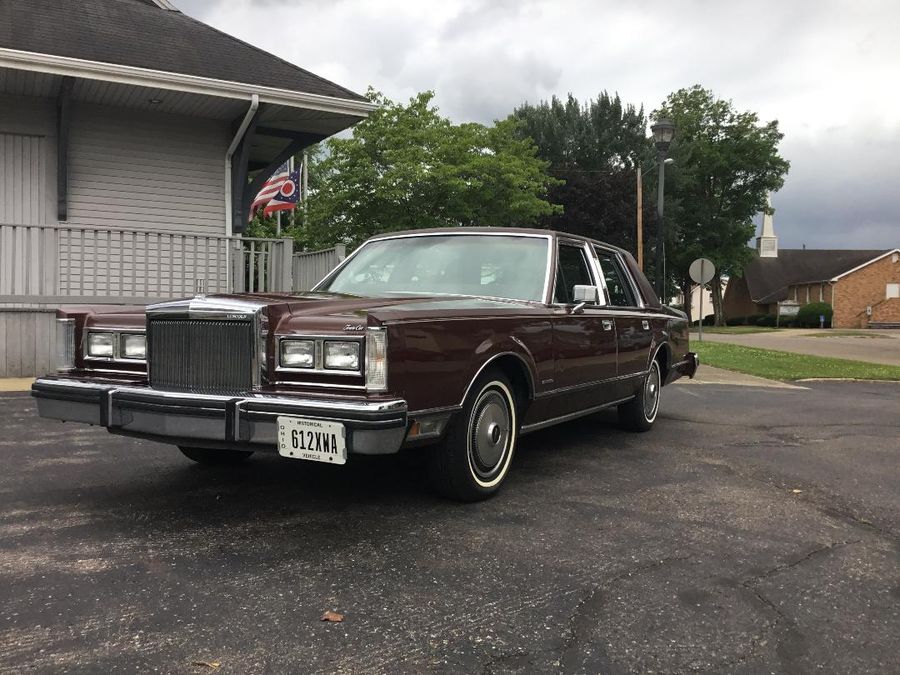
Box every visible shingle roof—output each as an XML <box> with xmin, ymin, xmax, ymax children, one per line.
<box><xmin>0</xmin><ymin>0</ymin><xmax>365</xmax><ymax>101</ymax></box>
<box><xmin>743</xmin><ymin>249</ymin><xmax>889</xmax><ymax>303</ymax></box>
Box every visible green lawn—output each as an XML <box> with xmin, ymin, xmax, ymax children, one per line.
<box><xmin>692</xmin><ymin>341</ymin><xmax>900</xmax><ymax>381</ymax></box>
<box><xmin>689</xmin><ymin>326</ymin><xmax>780</xmax><ymax>334</ymax></box>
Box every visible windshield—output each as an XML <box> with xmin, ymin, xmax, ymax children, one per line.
<box><xmin>319</xmin><ymin>234</ymin><xmax>549</xmax><ymax>302</ymax></box>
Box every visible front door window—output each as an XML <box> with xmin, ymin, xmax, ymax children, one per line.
<box><xmin>554</xmin><ymin>244</ymin><xmax>594</xmax><ymax>304</ymax></box>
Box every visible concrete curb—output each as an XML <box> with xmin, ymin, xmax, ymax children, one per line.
<box><xmin>0</xmin><ymin>378</ymin><xmax>35</xmax><ymax>393</ymax></box>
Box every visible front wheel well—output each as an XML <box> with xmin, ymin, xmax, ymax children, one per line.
<box><xmin>480</xmin><ymin>355</ymin><xmax>533</xmax><ymax>414</ymax></box>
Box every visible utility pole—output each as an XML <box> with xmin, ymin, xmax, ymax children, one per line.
<box><xmin>636</xmin><ymin>164</ymin><xmax>643</xmax><ymax>271</ymax></box>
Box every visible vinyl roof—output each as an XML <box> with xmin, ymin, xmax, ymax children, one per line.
<box><xmin>0</xmin><ymin>0</ymin><xmax>365</xmax><ymax>102</ymax></box>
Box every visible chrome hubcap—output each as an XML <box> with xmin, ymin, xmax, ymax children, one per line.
<box><xmin>644</xmin><ymin>364</ymin><xmax>661</xmax><ymax>420</ymax></box>
<box><xmin>470</xmin><ymin>391</ymin><xmax>510</xmax><ymax>479</ymax></box>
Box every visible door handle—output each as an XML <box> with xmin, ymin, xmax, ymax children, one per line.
<box><xmin>602</xmin><ymin>319</ymin><xmax>613</xmax><ymax>331</ymax></box>
<box><xmin>642</xmin><ymin>320</ymin><xmax>650</xmax><ymax>330</ymax></box>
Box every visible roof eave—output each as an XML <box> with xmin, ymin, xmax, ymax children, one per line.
<box><xmin>0</xmin><ymin>46</ymin><xmax>376</xmax><ymax>118</ymax></box>
<box><xmin>828</xmin><ymin>249</ymin><xmax>900</xmax><ymax>282</ymax></box>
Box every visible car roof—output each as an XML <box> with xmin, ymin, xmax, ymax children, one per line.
<box><xmin>366</xmin><ymin>227</ymin><xmax>630</xmax><ymax>256</ymax></box>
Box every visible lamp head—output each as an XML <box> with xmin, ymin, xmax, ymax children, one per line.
<box><xmin>651</xmin><ymin>118</ymin><xmax>676</xmax><ymax>153</ymax></box>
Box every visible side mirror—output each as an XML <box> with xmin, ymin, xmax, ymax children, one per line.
<box><xmin>571</xmin><ymin>285</ymin><xmax>599</xmax><ymax>313</ymax></box>
<box><xmin>573</xmin><ymin>285</ymin><xmax>599</xmax><ymax>304</ymax></box>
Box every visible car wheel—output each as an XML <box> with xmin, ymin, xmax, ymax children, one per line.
<box><xmin>178</xmin><ymin>446</ymin><xmax>254</xmax><ymax>465</ymax></box>
<box><xmin>618</xmin><ymin>359</ymin><xmax>662</xmax><ymax>432</ymax></box>
<box><xmin>428</xmin><ymin>370</ymin><xmax>518</xmax><ymax>502</ymax></box>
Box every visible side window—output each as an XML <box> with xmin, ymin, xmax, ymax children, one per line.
<box><xmin>594</xmin><ymin>248</ymin><xmax>637</xmax><ymax>307</ymax></box>
<box><xmin>554</xmin><ymin>244</ymin><xmax>594</xmax><ymax>304</ymax></box>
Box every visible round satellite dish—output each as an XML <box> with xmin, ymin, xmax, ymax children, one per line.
<box><xmin>689</xmin><ymin>258</ymin><xmax>715</xmax><ymax>284</ymax></box>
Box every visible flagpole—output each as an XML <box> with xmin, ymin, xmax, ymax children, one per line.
<box><xmin>302</xmin><ymin>151</ymin><xmax>308</xmax><ymax>215</ymax></box>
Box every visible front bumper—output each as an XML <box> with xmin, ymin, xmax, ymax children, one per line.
<box><xmin>32</xmin><ymin>377</ymin><xmax>408</xmax><ymax>455</ymax></box>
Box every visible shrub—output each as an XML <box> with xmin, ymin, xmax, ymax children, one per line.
<box><xmin>746</xmin><ymin>313</ymin><xmax>766</xmax><ymax>326</ymax></box>
<box><xmin>797</xmin><ymin>302</ymin><xmax>833</xmax><ymax>328</ymax></box>
<box><xmin>702</xmin><ymin>314</ymin><xmax>715</xmax><ymax>326</ymax></box>
<box><xmin>756</xmin><ymin>314</ymin><xmax>777</xmax><ymax>327</ymax></box>
<box><xmin>725</xmin><ymin>316</ymin><xmax>745</xmax><ymax>326</ymax></box>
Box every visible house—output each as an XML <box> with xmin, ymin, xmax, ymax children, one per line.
<box><xmin>671</xmin><ymin>282</ymin><xmax>723</xmax><ymax>325</ymax></box>
<box><xmin>0</xmin><ymin>0</ymin><xmax>372</xmax><ymax>376</ymax></box>
<box><xmin>723</xmin><ymin>207</ymin><xmax>900</xmax><ymax>328</ymax></box>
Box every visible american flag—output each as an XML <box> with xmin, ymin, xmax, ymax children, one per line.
<box><xmin>262</xmin><ymin>166</ymin><xmax>301</xmax><ymax>217</ymax></box>
<box><xmin>249</xmin><ymin>161</ymin><xmax>290</xmax><ymax>220</ymax></box>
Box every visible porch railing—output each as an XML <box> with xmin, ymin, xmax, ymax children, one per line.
<box><xmin>292</xmin><ymin>244</ymin><xmax>346</xmax><ymax>292</ymax></box>
<box><xmin>0</xmin><ymin>223</ymin><xmax>293</xmax><ymax>304</ymax></box>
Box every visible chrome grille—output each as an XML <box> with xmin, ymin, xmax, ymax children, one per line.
<box><xmin>148</xmin><ymin>318</ymin><xmax>255</xmax><ymax>394</ymax></box>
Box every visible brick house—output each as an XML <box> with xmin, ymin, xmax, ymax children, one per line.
<box><xmin>723</xmin><ymin>208</ymin><xmax>900</xmax><ymax>328</ymax></box>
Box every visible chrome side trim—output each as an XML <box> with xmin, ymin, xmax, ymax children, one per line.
<box><xmin>520</xmin><ymin>396</ymin><xmax>636</xmax><ymax>435</ymax></box>
<box><xmin>534</xmin><ymin>371</ymin><xmax>647</xmax><ymax>399</ymax></box>
<box><xmin>79</xmin><ymin>367</ymin><xmax>147</xmax><ymax>375</ymax></box>
<box><xmin>271</xmin><ymin>380</ymin><xmax>366</xmax><ymax>390</ymax></box>
<box><xmin>408</xmin><ymin>404</ymin><xmax>464</xmax><ymax>417</ymax></box>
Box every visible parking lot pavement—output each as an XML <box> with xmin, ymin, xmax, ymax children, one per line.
<box><xmin>699</xmin><ymin>328</ymin><xmax>900</xmax><ymax>366</ymax></box>
<box><xmin>1</xmin><ymin>379</ymin><xmax>899</xmax><ymax>674</ymax></box>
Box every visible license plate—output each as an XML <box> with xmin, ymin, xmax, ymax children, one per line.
<box><xmin>277</xmin><ymin>416</ymin><xmax>346</xmax><ymax>465</ymax></box>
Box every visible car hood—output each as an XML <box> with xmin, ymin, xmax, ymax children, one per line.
<box><xmin>272</xmin><ymin>292</ymin><xmax>546</xmax><ymax>331</ymax></box>
<box><xmin>76</xmin><ymin>292</ymin><xmax>546</xmax><ymax>334</ymax></box>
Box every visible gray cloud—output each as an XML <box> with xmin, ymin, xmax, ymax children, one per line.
<box><xmin>178</xmin><ymin>0</ymin><xmax>900</xmax><ymax>250</ymax></box>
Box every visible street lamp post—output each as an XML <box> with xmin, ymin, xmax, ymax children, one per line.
<box><xmin>636</xmin><ymin>158</ymin><xmax>673</xmax><ymax>272</ymax></box>
<box><xmin>650</xmin><ymin>118</ymin><xmax>675</xmax><ymax>301</ymax></box>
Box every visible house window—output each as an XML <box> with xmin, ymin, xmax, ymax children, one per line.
<box><xmin>806</xmin><ymin>286</ymin><xmax>810</xmax><ymax>303</ymax></box>
<box><xmin>819</xmin><ymin>284</ymin><xmax>824</xmax><ymax>301</ymax></box>
<box><xmin>888</xmin><ymin>283</ymin><xmax>900</xmax><ymax>299</ymax></box>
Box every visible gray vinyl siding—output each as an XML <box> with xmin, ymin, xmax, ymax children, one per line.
<box><xmin>0</xmin><ymin>309</ymin><xmax>56</xmax><ymax>378</ymax></box>
<box><xmin>0</xmin><ymin>133</ymin><xmax>47</xmax><ymax>225</ymax></box>
<box><xmin>0</xmin><ymin>93</ymin><xmax>56</xmax><ymax>225</ymax></box>
<box><xmin>66</xmin><ymin>102</ymin><xmax>230</xmax><ymax>235</ymax></box>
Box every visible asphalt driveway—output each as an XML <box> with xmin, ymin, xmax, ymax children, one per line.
<box><xmin>1</xmin><ymin>376</ymin><xmax>898</xmax><ymax>674</ymax></box>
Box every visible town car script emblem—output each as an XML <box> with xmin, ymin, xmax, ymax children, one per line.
<box><xmin>343</xmin><ymin>324</ymin><xmax>366</xmax><ymax>332</ymax></box>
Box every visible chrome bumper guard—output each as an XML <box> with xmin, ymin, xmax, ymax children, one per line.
<box><xmin>32</xmin><ymin>377</ymin><xmax>408</xmax><ymax>455</ymax></box>
<box><xmin>667</xmin><ymin>352</ymin><xmax>699</xmax><ymax>383</ymax></box>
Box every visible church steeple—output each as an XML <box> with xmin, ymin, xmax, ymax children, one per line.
<box><xmin>756</xmin><ymin>194</ymin><xmax>778</xmax><ymax>258</ymax></box>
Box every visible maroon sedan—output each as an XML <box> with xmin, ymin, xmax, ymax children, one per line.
<box><xmin>33</xmin><ymin>228</ymin><xmax>697</xmax><ymax>501</ymax></box>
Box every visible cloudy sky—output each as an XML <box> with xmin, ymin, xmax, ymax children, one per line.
<box><xmin>178</xmin><ymin>0</ymin><xmax>899</xmax><ymax>250</ymax></box>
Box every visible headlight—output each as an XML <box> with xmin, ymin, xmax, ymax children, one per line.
<box><xmin>281</xmin><ymin>339</ymin><xmax>315</xmax><ymax>368</ymax></box>
<box><xmin>121</xmin><ymin>334</ymin><xmax>146</xmax><ymax>360</ymax></box>
<box><xmin>324</xmin><ymin>341</ymin><xmax>360</xmax><ymax>371</ymax></box>
<box><xmin>87</xmin><ymin>332</ymin><xmax>114</xmax><ymax>357</ymax></box>
<box><xmin>365</xmin><ymin>328</ymin><xmax>387</xmax><ymax>392</ymax></box>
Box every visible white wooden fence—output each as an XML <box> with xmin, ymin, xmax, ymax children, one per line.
<box><xmin>292</xmin><ymin>244</ymin><xmax>346</xmax><ymax>292</ymax></box>
<box><xmin>0</xmin><ymin>223</ymin><xmax>347</xmax><ymax>376</ymax></box>
<box><xmin>0</xmin><ymin>223</ymin><xmax>296</xmax><ymax>303</ymax></box>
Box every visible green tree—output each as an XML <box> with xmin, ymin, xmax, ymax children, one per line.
<box><xmin>293</xmin><ymin>90</ymin><xmax>559</xmax><ymax>250</ymax></box>
<box><xmin>510</xmin><ymin>93</ymin><xmax>655</xmax><ymax>255</ymax></box>
<box><xmin>653</xmin><ymin>86</ymin><xmax>790</xmax><ymax>324</ymax></box>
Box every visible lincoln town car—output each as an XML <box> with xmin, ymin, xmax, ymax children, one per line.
<box><xmin>32</xmin><ymin>228</ymin><xmax>698</xmax><ymax>501</ymax></box>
